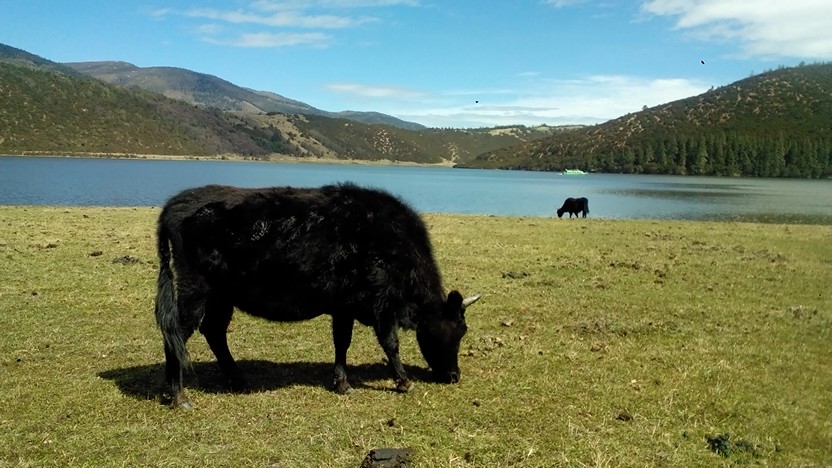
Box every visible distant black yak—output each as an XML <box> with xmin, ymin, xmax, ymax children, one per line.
<box><xmin>556</xmin><ymin>197</ymin><xmax>590</xmax><ymax>218</ymax></box>
<box><xmin>155</xmin><ymin>183</ymin><xmax>480</xmax><ymax>409</ymax></box>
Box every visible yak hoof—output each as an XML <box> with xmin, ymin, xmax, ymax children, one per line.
<box><xmin>229</xmin><ymin>376</ymin><xmax>250</xmax><ymax>393</ymax></box>
<box><xmin>395</xmin><ymin>379</ymin><xmax>414</xmax><ymax>393</ymax></box>
<box><xmin>172</xmin><ymin>393</ymin><xmax>193</xmax><ymax>411</ymax></box>
<box><xmin>334</xmin><ymin>378</ymin><xmax>354</xmax><ymax>395</ymax></box>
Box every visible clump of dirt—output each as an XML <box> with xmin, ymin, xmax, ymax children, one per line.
<box><xmin>463</xmin><ymin>335</ymin><xmax>506</xmax><ymax>357</ymax></box>
<box><xmin>608</xmin><ymin>260</ymin><xmax>644</xmax><ymax>270</ymax></box>
<box><xmin>501</xmin><ymin>271</ymin><xmax>528</xmax><ymax>279</ymax></box>
<box><xmin>769</xmin><ymin>252</ymin><xmax>788</xmax><ymax>263</ymax></box>
<box><xmin>112</xmin><ymin>255</ymin><xmax>142</xmax><ymax>265</ymax></box>
<box><xmin>788</xmin><ymin>305</ymin><xmax>818</xmax><ymax>320</ymax></box>
<box><xmin>360</xmin><ymin>448</ymin><xmax>411</xmax><ymax>467</ymax></box>
<box><xmin>706</xmin><ymin>433</ymin><xmax>759</xmax><ymax>458</ymax></box>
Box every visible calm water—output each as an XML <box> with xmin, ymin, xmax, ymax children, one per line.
<box><xmin>1</xmin><ymin>156</ymin><xmax>831</xmax><ymax>224</ymax></box>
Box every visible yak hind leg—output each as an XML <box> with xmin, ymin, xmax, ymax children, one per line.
<box><xmin>159</xmin><ymin>286</ymin><xmax>206</xmax><ymax>410</ymax></box>
<box><xmin>162</xmin><ymin>335</ymin><xmax>194</xmax><ymax>410</ymax></box>
<box><xmin>200</xmin><ymin>297</ymin><xmax>247</xmax><ymax>392</ymax></box>
<box><xmin>373</xmin><ymin>316</ymin><xmax>413</xmax><ymax>393</ymax></box>
<box><xmin>331</xmin><ymin>314</ymin><xmax>355</xmax><ymax>394</ymax></box>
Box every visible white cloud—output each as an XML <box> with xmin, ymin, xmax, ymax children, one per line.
<box><xmin>330</xmin><ymin>74</ymin><xmax>710</xmax><ymax>128</ymax></box>
<box><xmin>149</xmin><ymin>8</ymin><xmax>173</xmax><ymax>18</ymax></box>
<box><xmin>523</xmin><ymin>75</ymin><xmax>706</xmax><ymax>120</ymax></box>
<box><xmin>185</xmin><ymin>8</ymin><xmax>375</xmax><ymax>29</ymax></box>
<box><xmin>253</xmin><ymin>0</ymin><xmax>421</xmax><ymax>9</ymax></box>
<box><xmin>541</xmin><ymin>0</ymin><xmax>587</xmax><ymax>7</ymax></box>
<box><xmin>641</xmin><ymin>0</ymin><xmax>832</xmax><ymax>59</ymax></box>
<box><xmin>206</xmin><ymin>32</ymin><xmax>332</xmax><ymax>48</ymax></box>
<box><xmin>179</xmin><ymin>1</ymin><xmax>421</xmax><ymax>49</ymax></box>
<box><xmin>327</xmin><ymin>82</ymin><xmax>428</xmax><ymax>99</ymax></box>
<box><xmin>193</xmin><ymin>24</ymin><xmax>224</xmax><ymax>35</ymax></box>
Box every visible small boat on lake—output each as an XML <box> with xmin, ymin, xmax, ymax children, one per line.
<box><xmin>562</xmin><ymin>169</ymin><xmax>587</xmax><ymax>175</ymax></box>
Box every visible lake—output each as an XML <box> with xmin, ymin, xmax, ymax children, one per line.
<box><xmin>1</xmin><ymin>156</ymin><xmax>831</xmax><ymax>224</ymax></box>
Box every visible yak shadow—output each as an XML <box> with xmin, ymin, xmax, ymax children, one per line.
<box><xmin>99</xmin><ymin>359</ymin><xmax>431</xmax><ymax>402</ymax></box>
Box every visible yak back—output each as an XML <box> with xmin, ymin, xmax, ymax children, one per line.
<box><xmin>158</xmin><ymin>183</ymin><xmax>445</xmax><ymax>328</ymax></box>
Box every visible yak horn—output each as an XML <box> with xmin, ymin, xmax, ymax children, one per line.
<box><xmin>462</xmin><ymin>294</ymin><xmax>482</xmax><ymax>307</ymax></box>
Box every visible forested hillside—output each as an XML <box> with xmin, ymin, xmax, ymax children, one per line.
<box><xmin>0</xmin><ymin>63</ymin><xmax>278</xmax><ymax>156</ymax></box>
<box><xmin>461</xmin><ymin>63</ymin><xmax>832</xmax><ymax>178</ymax></box>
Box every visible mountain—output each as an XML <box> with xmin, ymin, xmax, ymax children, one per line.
<box><xmin>330</xmin><ymin>110</ymin><xmax>425</xmax><ymax>131</ymax></box>
<box><xmin>264</xmin><ymin>114</ymin><xmax>566</xmax><ymax>163</ymax></box>
<box><xmin>459</xmin><ymin>63</ymin><xmax>832</xmax><ymax>178</ymax></box>
<box><xmin>0</xmin><ymin>61</ymin><xmax>277</xmax><ymax>157</ymax></box>
<box><xmin>0</xmin><ymin>43</ymin><xmax>558</xmax><ymax>163</ymax></box>
<box><xmin>18</xmin><ymin>42</ymin><xmax>831</xmax><ymax>178</ymax></box>
<box><xmin>0</xmin><ymin>43</ymin><xmax>82</xmax><ymax>76</ymax></box>
<box><xmin>64</xmin><ymin>61</ymin><xmax>320</xmax><ymax>115</ymax></box>
<box><xmin>65</xmin><ymin>61</ymin><xmax>426</xmax><ymax>130</ymax></box>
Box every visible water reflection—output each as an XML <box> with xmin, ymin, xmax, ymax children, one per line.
<box><xmin>605</xmin><ymin>188</ymin><xmax>741</xmax><ymax>200</ymax></box>
<box><xmin>644</xmin><ymin>182</ymin><xmax>750</xmax><ymax>191</ymax></box>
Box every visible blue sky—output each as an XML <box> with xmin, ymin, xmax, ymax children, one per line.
<box><xmin>3</xmin><ymin>1</ymin><xmax>831</xmax><ymax>128</ymax></box>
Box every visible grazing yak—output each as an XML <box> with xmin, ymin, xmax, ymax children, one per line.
<box><xmin>556</xmin><ymin>197</ymin><xmax>590</xmax><ymax>218</ymax></box>
<box><xmin>155</xmin><ymin>183</ymin><xmax>480</xmax><ymax>409</ymax></box>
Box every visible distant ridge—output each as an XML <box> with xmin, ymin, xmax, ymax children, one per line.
<box><xmin>65</xmin><ymin>61</ymin><xmax>320</xmax><ymax>115</ymax></box>
<box><xmin>0</xmin><ymin>43</ymin><xmax>82</xmax><ymax>76</ymax></box>
<box><xmin>0</xmin><ymin>42</ymin><xmax>557</xmax><ymax>163</ymax></box>
<box><xmin>65</xmin><ymin>61</ymin><xmax>426</xmax><ymax>130</ymax></box>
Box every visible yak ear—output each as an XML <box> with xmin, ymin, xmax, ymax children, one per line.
<box><xmin>444</xmin><ymin>291</ymin><xmax>481</xmax><ymax>319</ymax></box>
<box><xmin>444</xmin><ymin>290</ymin><xmax>464</xmax><ymax>319</ymax></box>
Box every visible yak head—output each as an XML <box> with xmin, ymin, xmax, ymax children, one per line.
<box><xmin>417</xmin><ymin>291</ymin><xmax>481</xmax><ymax>384</ymax></box>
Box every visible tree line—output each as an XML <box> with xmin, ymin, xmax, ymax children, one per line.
<box><xmin>585</xmin><ymin>132</ymin><xmax>832</xmax><ymax>178</ymax></box>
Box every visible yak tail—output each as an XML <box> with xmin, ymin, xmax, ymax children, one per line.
<box><xmin>155</xmin><ymin>219</ymin><xmax>190</xmax><ymax>367</ymax></box>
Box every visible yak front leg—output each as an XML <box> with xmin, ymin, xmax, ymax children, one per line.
<box><xmin>374</xmin><ymin>317</ymin><xmax>413</xmax><ymax>393</ymax></box>
<box><xmin>331</xmin><ymin>314</ymin><xmax>354</xmax><ymax>394</ymax></box>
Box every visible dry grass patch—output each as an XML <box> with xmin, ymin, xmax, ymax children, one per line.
<box><xmin>1</xmin><ymin>207</ymin><xmax>830</xmax><ymax>466</ymax></box>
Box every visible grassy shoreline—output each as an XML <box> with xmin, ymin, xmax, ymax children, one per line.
<box><xmin>1</xmin><ymin>151</ymin><xmax>456</xmax><ymax>167</ymax></box>
<box><xmin>1</xmin><ymin>207</ymin><xmax>830</xmax><ymax>466</ymax></box>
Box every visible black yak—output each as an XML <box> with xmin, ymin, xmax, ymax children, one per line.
<box><xmin>155</xmin><ymin>183</ymin><xmax>480</xmax><ymax>409</ymax></box>
<box><xmin>556</xmin><ymin>197</ymin><xmax>590</xmax><ymax>218</ymax></box>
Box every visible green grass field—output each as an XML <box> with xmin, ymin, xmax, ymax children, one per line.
<box><xmin>1</xmin><ymin>207</ymin><xmax>830</xmax><ymax>466</ymax></box>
